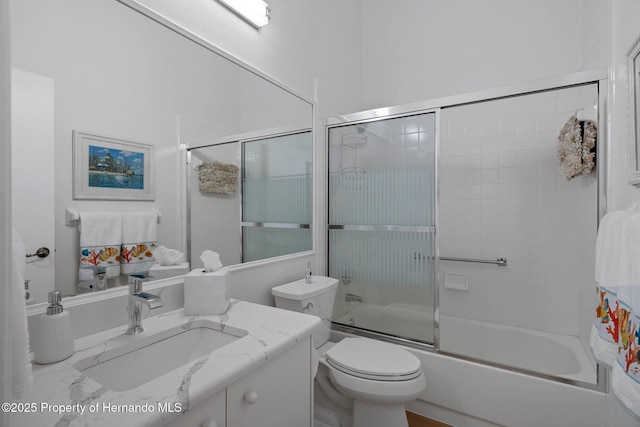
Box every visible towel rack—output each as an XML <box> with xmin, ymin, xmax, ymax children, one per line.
<box><xmin>65</xmin><ymin>207</ymin><xmax>162</xmax><ymax>226</ymax></box>
<box><xmin>440</xmin><ymin>256</ymin><xmax>507</xmax><ymax>267</ymax></box>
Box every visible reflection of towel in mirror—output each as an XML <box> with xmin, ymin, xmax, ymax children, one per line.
<box><xmin>197</xmin><ymin>162</ymin><xmax>239</xmax><ymax>194</ymax></box>
<box><xmin>121</xmin><ymin>210</ymin><xmax>158</xmax><ymax>274</ymax></box>
<box><xmin>152</xmin><ymin>245</ymin><xmax>186</xmax><ymax>266</ymax></box>
<box><xmin>78</xmin><ymin>212</ymin><xmax>122</xmax><ymax>280</ymax></box>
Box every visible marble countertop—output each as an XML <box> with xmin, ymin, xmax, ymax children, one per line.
<box><xmin>9</xmin><ymin>300</ymin><xmax>320</xmax><ymax>427</ymax></box>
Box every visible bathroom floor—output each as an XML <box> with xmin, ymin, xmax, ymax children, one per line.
<box><xmin>407</xmin><ymin>411</ymin><xmax>453</xmax><ymax>427</ymax></box>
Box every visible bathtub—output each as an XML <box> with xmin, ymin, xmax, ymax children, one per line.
<box><xmin>330</xmin><ymin>306</ymin><xmax>607</xmax><ymax>427</ymax></box>
<box><xmin>336</xmin><ymin>303</ymin><xmax>597</xmax><ymax>385</ymax></box>
<box><xmin>438</xmin><ymin>314</ymin><xmax>598</xmax><ymax>384</ymax></box>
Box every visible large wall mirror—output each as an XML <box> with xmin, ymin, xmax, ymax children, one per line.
<box><xmin>10</xmin><ymin>0</ymin><xmax>313</xmax><ymax>303</ymax></box>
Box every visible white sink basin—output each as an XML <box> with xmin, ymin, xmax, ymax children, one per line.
<box><xmin>73</xmin><ymin>319</ymin><xmax>246</xmax><ymax>391</ymax></box>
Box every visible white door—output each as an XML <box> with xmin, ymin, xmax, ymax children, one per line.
<box><xmin>11</xmin><ymin>68</ymin><xmax>55</xmax><ymax>304</ymax></box>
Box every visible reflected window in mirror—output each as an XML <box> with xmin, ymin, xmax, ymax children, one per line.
<box><xmin>188</xmin><ymin>129</ymin><xmax>312</xmax><ymax>269</ymax></box>
<box><xmin>242</xmin><ymin>131</ymin><xmax>312</xmax><ymax>262</ymax></box>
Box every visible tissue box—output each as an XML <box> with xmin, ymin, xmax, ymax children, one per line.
<box><xmin>148</xmin><ymin>262</ymin><xmax>190</xmax><ymax>280</ymax></box>
<box><xmin>184</xmin><ymin>267</ymin><xmax>230</xmax><ymax>315</ymax></box>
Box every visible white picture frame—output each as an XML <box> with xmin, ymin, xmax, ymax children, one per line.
<box><xmin>73</xmin><ymin>131</ymin><xmax>155</xmax><ymax>200</ymax></box>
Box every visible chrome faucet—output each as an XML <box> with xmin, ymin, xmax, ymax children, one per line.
<box><xmin>127</xmin><ymin>275</ymin><xmax>163</xmax><ymax>335</ymax></box>
<box><xmin>346</xmin><ymin>293</ymin><xmax>363</xmax><ymax>303</ymax></box>
<box><xmin>78</xmin><ymin>266</ymin><xmax>107</xmax><ymax>292</ymax></box>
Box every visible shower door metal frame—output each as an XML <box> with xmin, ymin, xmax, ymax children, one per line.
<box><xmin>327</xmin><ymin>109</ymin><xmax>439</xmax><ymax>345</ymax></box>
<box><xmin>326</xmin><ymin>68</ymin><xmax>609</xmax><ymax>392</ymax></box>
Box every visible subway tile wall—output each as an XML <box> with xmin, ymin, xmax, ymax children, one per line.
<box><xmin>439</xmin><ymin>84</ymin><xmax>598</xmax><ymax>338</ymax></box>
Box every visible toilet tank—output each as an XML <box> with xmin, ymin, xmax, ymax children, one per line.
<box><xmin>272</xmin><ymin>276</ymin><xmax>339</xmax><ymax>348</ymax></box>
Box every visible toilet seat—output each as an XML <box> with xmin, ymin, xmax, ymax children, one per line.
<box><xmin>324</xmin><ymin>337</ymin><xmax>422</xmax><ymax>381</ymax></box>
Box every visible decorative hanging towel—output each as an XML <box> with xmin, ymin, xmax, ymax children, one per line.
<box><xmin>121</xmin><ymin>210</ymin><xmax>158</xmax><ymax>274</ymax></box>
<box><xmin>197</xmin><ymin>162</ymin><xmax>239</xmax><ymax>194</ymax></box>
<box><xmin>591</xmin><ymin>204</ymin><xmax>640</xmax><ymax>420</ymax></box>
<box><xmin>78</xmin><ymin>212</ymin><xmax>122</xmax><ymax>280</ymax></box>
<box><xmin>557</xmin><ymin>115</ymin><xmax>597</xmax><ymax>180</ymax></box>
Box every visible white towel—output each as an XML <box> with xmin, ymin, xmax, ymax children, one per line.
<box><xmin>121</xmin><ymin>210</ymin><xmax>158</xmax><ymax>274</ymax></box>
<box><xmin>593</xmin><ymin>207</ymin><xmax>640</xmax><ymax>420</ymax></box>
<box><xmin>11</xmin><ymin>229</ymin><xmax>33</xmax><ymax>398</ymax></box>
<box><xmin>78</xmin><ymin>212</ymin><xmax>122</xmax><ymax>280</ymax></box>
<box><xmin>611</xmin><ymin>282</ymin><xmax>640</xmax><ymax>420</ymax></box>
<box><xmin>611</xmin><ymin>212</ymin><xmax>640</xmax><ymax>420</ymax></box>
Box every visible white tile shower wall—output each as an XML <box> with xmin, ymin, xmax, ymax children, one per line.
<box><xmin>439</xmin><ymin>85</ymin><xmax>598</xmax><ymax>338</ymax></box>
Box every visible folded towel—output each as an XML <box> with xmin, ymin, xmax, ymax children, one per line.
<box><xmin>121</xmin><ymin>210</ymin><xmax>158</xmax><ymax>274</ymax></box>
<box><xmin>152</xmin><ymin>245</ymin><xmax>186</xmax><ymax>266</ymax></box>
<box><xmin>79</xmin><ymin>212</ymin><xmax>122</xmax><ymax>280</ymax></box>
<box><xmin>11</xmin><ymin>229</ymin><xmax>33</xmax><ymax>398</ymax></box>
<box><xmin>612</xmin><ymin>213</ymin><xmax>640</xmax><ymax>420</ymax></box>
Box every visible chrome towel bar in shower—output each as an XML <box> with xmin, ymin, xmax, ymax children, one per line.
<box><xmin>440</xmin><ymin>257</ymin><xmax>507</xmax><ymax>267</ymax></box>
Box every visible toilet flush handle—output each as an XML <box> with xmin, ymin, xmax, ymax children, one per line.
<box><xmin>244</xmin><ymin>391</ymin><xmax>259</xmax><ymax>404</ymax></box>
<box><xmin>303</xmin><ymin>302</ymin><xmax>314</xmax><ymax>311</ymax></box>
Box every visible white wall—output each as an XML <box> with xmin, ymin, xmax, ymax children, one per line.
<box><xmin>359</xmin><ymin>0</ymin><xmax>594</xmax><ymax>110</ymax></box>
<box><xmin>130</xmin><ymin>0</ymin><xmax>364</xmax><ymax>117</ymax></box>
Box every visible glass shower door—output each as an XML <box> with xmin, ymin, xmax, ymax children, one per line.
<box><xmin>328</xmin><ymin>113</ymin><xmax>436</xmax><ymax>344</ymax></box>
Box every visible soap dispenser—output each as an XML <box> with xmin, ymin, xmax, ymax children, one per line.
<box><xmin>32</xmin><ymin>291</ymin><xmax>74</xmax><ymax>364</ymax></box>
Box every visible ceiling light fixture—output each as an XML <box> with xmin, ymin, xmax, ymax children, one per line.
<box><xmin>217</xmin><ymin>0</ymin><xmax>270</xmax><ymax>29</ymax></box>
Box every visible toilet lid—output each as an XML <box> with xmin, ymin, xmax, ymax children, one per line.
<box><xmin>324</xmin><ymin>338</ymin><xmax>422</xmax><ymax>380</ymax></box>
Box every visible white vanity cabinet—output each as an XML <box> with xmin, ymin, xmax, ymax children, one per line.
<box><xmin>164</xmin><ymin>390</ymin><xmax>226</xmax><ymax>427</ymax></box>
<box><xmin>165</xmin><ymin>337</ymin><xmax>313</xmax><ymax>427</ymax></box>
<box><xmin>227</xmin><ymin>337</ymin><xmax>312</xmax><ymax>427</ymax></box>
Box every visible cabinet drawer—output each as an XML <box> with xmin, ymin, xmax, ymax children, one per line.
<box><xmin>227</xmin><ymin>337</ymin><xmax>312</xmax><ymax>427</ymax></box>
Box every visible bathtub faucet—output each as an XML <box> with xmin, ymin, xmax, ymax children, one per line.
<box><xmin>346</xmin><ymin>293</ymin><xmax>363</xmax><ymax>303</ymax></box>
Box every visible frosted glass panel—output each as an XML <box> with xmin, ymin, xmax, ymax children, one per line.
<box><xmin>329</xmin><ymin>230</ymin><xmax>434</xmax><ymax>290</ymax></box>
<box><xmin>242</xmin><ymin>131</ymin><xmax>312</xmax><ymax>262</ymax></box>
<box><xmin>328</xmin><ymin>113</ymin><xmax>436</xmax><ymax>344</ymax></box>
<box><xmin>329</xmin><ymin>169</ymin><xmax>433</xmax><ymax>226</ymax></box>
<box><xmin>243</xmin><ymin>174</ymin><xmax>311</xmax><ymax>223</ymax></box>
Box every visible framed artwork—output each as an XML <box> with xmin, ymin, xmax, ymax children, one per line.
<box><xmin>73</xmin><ymin>131</ymin><xmax>155</xmax><ymax>200</ymax></box>
<box><xmin>628</xmin><ymin>35</ymin><xmax>640</xmax><ymax>186</ymax></box>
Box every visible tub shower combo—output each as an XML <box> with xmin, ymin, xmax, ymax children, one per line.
<box><xmin>327</xmin><ymin>78</ymin><xmax>604</xmax><ymax>389</ymax></box>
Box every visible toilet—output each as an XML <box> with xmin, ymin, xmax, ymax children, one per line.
<box><xmin>272</xmin><ymin>276</ymin><xmax>426</xmax><ymax>427</ymax></box>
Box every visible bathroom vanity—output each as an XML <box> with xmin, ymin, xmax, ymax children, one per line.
<box><xmin>9</xmin><ymin>300</ymin><xmax>319</xmax><ymax>427</ymax></box>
